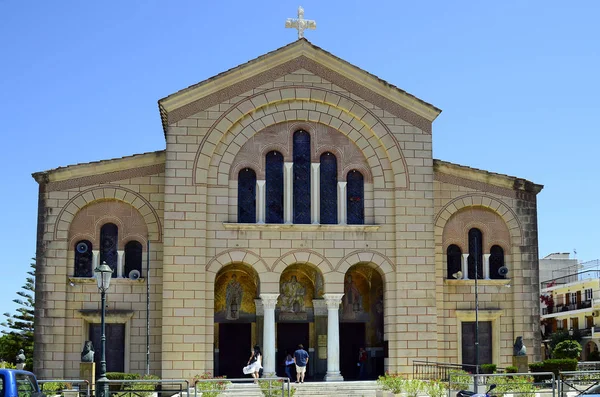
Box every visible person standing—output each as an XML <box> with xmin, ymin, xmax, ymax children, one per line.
<box><xmin>358</xmin><ymin>347</ymin><xmax>368</xmax><ymax>380</ymax></box>
<box><xmin>284</xmin><ymin>350</ymin><xmax>295</xmax><ymax>380</ymax></box>
<box><xmin>243</xmin><ymin>345</ymin><xmax>263</xmax><ymax>382</ymax></box>
<box><xmin>293</xmin><ymin>344</ymin><xmax>309</xmax><ymax>384</ymax></box>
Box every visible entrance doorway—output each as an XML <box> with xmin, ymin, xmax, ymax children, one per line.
<box><xmin>461</xmin><ymin>321</ymin><xmax>492</xmax><ymax>368</ymax></box>
<box><xmin>277</xmin><ymin>323</ymin><xmax>309</xmax><ymax>378</ymax></box>
<box><xmin>218</xmin><ymin>323</ymin><xmax>251</xmax><ymax>378</ymax></box>
<box><xmin>340</xmin><ymin>323</ymin><xmax>365</xmax><ymax>380</ymax></box>
<box><xmin>89</xmin><ymin>323</ymin><xmax>125</xmax><ymax>375</ymax></box>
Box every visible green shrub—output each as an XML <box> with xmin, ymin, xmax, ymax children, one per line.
<box><xmin>40</xmin><ymin>382</ymin><xmax>71</xmax><ymax>394</ymax></box>
<box><xmin>404</xmin><ymin>379</ymin><xmax>425</xmax><ymax>397</ymax></box>
<box><xmin>105</xmin><ymin>373</ymin><xmax>142</xmax><ymax>392</ymax></box>
<box><xmin>0</xmin><ymin>361</ymin><xmax>16</xmax><ymax>369</ymax></box>
<box><xmin>377</xmin><ymin>373</ymin><xmax>405</xmax><ymax>394</ymax></box>
<box><xmin>194</xmin><ymin>373</ymin><xmax>230</xmax><ymax>397</ymax></box>
<box><xmin>493</xmin><ymin>375</ymin><xmax>536</xmax><ymax>397</ymax></box>
<box><xmin>481</xmin><ymin>364</ymin><xmax>497</xmax><ymax>374</ymax></box>
<box><xmin>424</xmin><ymin>380</ymin><xmax>447</xmax><ymax>397</ymax></box>
<box><xmin>529</xmin><ymin>358</ymin><xmax>577</xmax><ymax>382</ymax></box>
<box><xmin>554</xmin><ymin>340</ymin><xmax>582</xmax><ymax>360</ymax></box>
<box><xmin>258</xmin><ymin>379</ymin><xmax>296</xmax><ymax>397</ymax></box>
<box><xmin>448</xmin><ymin>370</ymin><xmax>472</xmax><ymax>391</ymax></box>
<box><xmin>505</xmin><ymin>366</ymin><xmax>518</xmax><ymax>373</ymax></box>
<box><xmin>116</xmin><ymin>375</ymin><xmax>159</xmax><ymax>397</ymax></box>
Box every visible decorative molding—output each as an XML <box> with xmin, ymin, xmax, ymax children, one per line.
<box><xmin>323</xmin><ymin>293</ymin><xmax>344</xmax><ymax>308</ymax></box>
<box><xmin>435</xmin><ymin>172</ymin><xmax>536</xmax><ymax>202</ymax></box>
<box><xmin>162</xmin><ymin>52</ymin><xmax>435</xmax><ymax>134</ymax></box>
<box><xmin>77</xmin><ymin>309</ymin><xmax>135</xmax><ymax>324</ymax></box>
<box><xmin>260</xmin><ymin>293</ymin><xmax>280</xmax><ymax>309</ymax></box>
<box><xmin>271</xmin><ymin>249</ymin><xmax>334</xmax><ymax>273</ymax></box>
<box><xmin>444</xmin><ymin>279</ymin><xmax>511</xmax><ymax>287</ymax></box>
<box><xmin>312</xmin><ymin>299</ymin><xmax>328</xmax><ymax>316</ymax></box>
<box><xmin>46</xmin><ymin>163</ymin><xmax>165</xmax><ymax>192</ymax></box>
<box><xmin>68</xmin><ymin>277</ymin><xmax>146</xmax><ymax>285</ymax></box>
<box><xmin>222</xmin><ymin>223</ymin><xmax>379</xmax><ymax>232</ymax></box>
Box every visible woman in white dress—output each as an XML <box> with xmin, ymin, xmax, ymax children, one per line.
<box><xmin>243</xmin><ymin>345</ymin><xmax>262</xmax><ymax>382</ymax></box>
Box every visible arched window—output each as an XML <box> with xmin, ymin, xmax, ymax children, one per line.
<box><xmin>266</xmin><ymin>151</ymin><xmax>284</xmax><ymax>223</ymax></box>
<box><xmin>489</xmin><ymin>245</ymin><xmax>505</xmax><ymax>279</ymax></box>
<box><xmin>74</xmin><ymin>240</ymin><xmax>93</xmax><ymax>277</ymax></box>
<box><xmin>347</xmin><ymin>170</ymin><xmax>364</xmax><ymax>225</ymax></box>
<box><xmin>293</xmin><ymin>130</ymin><xmax>311</xmax><ymax>224</ymax></box>
<box><xmin>468</xmin><ymin>228</ymin><xmax>483</xmax><ymax>279</ymax></box>
<box><xmin>100</xmin><ymin>223</ymin><xmax>118</xmax><ymax>276</ymax></box>
<box><xmin>238</xmin><ymin>168</ymin><xmax>256</xmax><ymax>223</ymax></box>
<box><xmin>447</xmin><ymin>245</ymin><xmax>462</xmax><ymax>279</ymax></box>
<box><xmin>124</xmin><ymin>241</ymin><xmax>143</xmax><ymax>278</ymax></box>
<box><xmin>320</xmin><ymin>152</ymin><xmax>337</xmax><ymax>224</ymax></box>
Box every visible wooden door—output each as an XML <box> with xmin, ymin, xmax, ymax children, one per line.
<box><xmin>462</xmin><ymin>322</ymin><xmax>492</xmax><ymax>368</ymax></box>
<box><xmin>89</xmin><ymin>323</ymin><xmax>125</xmax><ymax>374</ymax></box>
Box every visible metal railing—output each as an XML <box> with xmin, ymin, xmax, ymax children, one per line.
<box><xmin>559</xmin><ymin>370</ymin><xmax>600</xmax><ymax>396</ymax></box>
<box><xmin>542</xmin><ymin>271</ymin><xmax>600</xmax><ymax>289</ymax></box>
<box><xmin>38</xmin><ymin>380</ymin><xmax>91</xmax><ymax>397</ymax></box>
<box><xmin>101</xmin><ymin>379</ymin><xmax>189</xmax><ymax>397</ymax></box>
<box><xmin>413</xmin><ymin>360</ymin><xmax>479</xmax><ymax>381</ymax></box>
<box><xmin>448</xmin><ymin>372</ymin><xmax>556</xmax><ymax>397</ymax></box>
<box><xmin>543</xmin><ymin>301</ymin><xmax>593</xmax><ymax>315</ymax></box>
<box><xmin>194</xmin><ymin>377</ymin><xmax>292</xmax><ymax>397</ymax></box>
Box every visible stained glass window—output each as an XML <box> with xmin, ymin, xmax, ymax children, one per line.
<box><xmin>266</xmin><ymin>151</ymin><xmax>284</xmax><ymax>223</ymax></box>
<box><xmin>100</xmin><ymin>223</ymin><xmax>118</xmax><ymax>276</ymax></box>
<box><xmin>238</xmin><ymin>168</ymin><xmax>257</xmax><ymax>223</ymax></box>
<box><xmin>320</xmin><ymin>152</ymin><xmax>338</xmax><ymax>224</ymax></box>
<box><xmin>489</xmin><ymin>245</ymin><xmax>505</xmax><ymax>279</ymax></box>
<box><xmin>446</xmin><ymin>245</ymin><xmax>462</xmax><ymax>279</ymax></box>
<box><xmin>124</xmin><ymin>241</ymin><xmax>143</xmax><ymax>278</ymax></box>
<box><xmin>293</xmin><ymin>130</ymin><xmax>311</xmax><ymax>224</ymax></box>
<box><xmin>74</xmin><ymin>240</ymin><xmax>93</xmax><ymax>277</ymax></box>
<box><xmin>347</xmin><ymin>170</ymin><xmax>364</xmax><ymax>225</ymax></box>
<box><xmin>468</xmin><ymin>228</ymin><xmax>483</xmax><ymax>279</ymax></box>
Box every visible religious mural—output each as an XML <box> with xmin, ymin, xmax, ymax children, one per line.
<box><xmin>278</xmin><ymin>264</ymin><xmax>324</xmax><ymax>321</ymax></box>
<box><xmin>214</xmin><ymin>264</ymin><xmax>259</xmax><ymax>322</ymax></box>
<box><xmin>342</xmin><ymin>264</ymin><xmax>384</xmax><ymax>347</ymax></box>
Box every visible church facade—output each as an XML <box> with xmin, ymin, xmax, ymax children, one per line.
<box><xmin>32</xmin><ymin>39</ymin><xmax>543</xmax><ymax>380</ymax></box>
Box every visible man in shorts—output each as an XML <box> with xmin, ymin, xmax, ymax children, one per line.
<box><xmin>293</xmin><ymin>344</ymin><xmax>309</xmax><ymax>383</ymax></box>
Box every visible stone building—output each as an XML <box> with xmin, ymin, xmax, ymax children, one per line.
<box><xmin>32</xmin><ymin>39</ymin><xmax>543</xmax><ymax>380</ymax></box>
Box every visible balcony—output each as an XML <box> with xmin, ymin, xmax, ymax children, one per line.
<box><xmin>542</xmin><ymin>300</ymin><xmax>593</xmax><ymax>315</ymax></box>
<box><xmin>541</xmin><ymin>270</ymin><xmax>600</xmax><ymax>290</ymax></box>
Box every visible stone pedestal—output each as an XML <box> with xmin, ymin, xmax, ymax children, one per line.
<box><xmin>80</xmin><ymin>362</ymin><xmax>96</xmax><ymax>391</ymax></box>
<box><xmin>512</xmin><ymin>355</ymin><xmax>529</xmax><ymax>373</ymax></box>
<box><xmin>16</xmin><ymin>363</ymin><xmax>25</xmax><ymax>370</ymax></box>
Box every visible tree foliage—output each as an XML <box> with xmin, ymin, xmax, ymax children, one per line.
<box><xmin>549</xmin><ymin>329</ymin><xmax>581</xmax><ymax>350</ymax></box>
<box><xmin>553</xmin><ymin>340</ymin><xmax>582</xmax><ymax>360</ymax></box>
<box><xmin>0</xmin><ymin>259</ymin><xmax>35</xmax><ymax>369</ymax></box>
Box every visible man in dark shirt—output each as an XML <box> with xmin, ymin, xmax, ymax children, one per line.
<box><xmin>293</xmin><ymin>344</ymin><xmax>309</xmax><ymax>383</ymax></box>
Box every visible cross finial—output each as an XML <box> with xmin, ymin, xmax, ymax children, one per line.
<box><xmin>285</xmin><ymin>6</ymin><xmax>316</xmax><ymax>39</ymax></box>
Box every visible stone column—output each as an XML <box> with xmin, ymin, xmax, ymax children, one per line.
<box><xmin>117</xmin><ymin>250</ymin><xmax>124</xmax><ymax>278</ymax></box>
<box><xmin>311</xmin><ymin>163</ymin><xmax>320</xmax><ymax>224</ymax></box>
<box><xmin>256</xmin><ymin>180</ymin><xmax>266</xmax><ymax>224</ymax></box>
<box><xmin>92</xmin><ymin>250</ymin><xmax>99</xmax><ymax>272</ymax></box>
<box><xmin>483</xmin><ymin>254</ymin><xmax>491</xmax><ymax>279</ymax></box>
<box><xmin>284</xmin><ymin>162</ymin><xmax>293</xmax><ymax>224</ymax></box>
<box><xmin>261</xmin><ymin>293</ymin><xmax>279</xmax><ymax>377</ymax></box>
<box><xmin>462</xmin><ymin>254</ymin><xmax>469</xmax><ymax>280</ymax></box>
<box><xmin>337</xmin><ymin>182</ymin><xmax>347</xmax><ymax>225</ymax></box>
<box><xmin>324</xmin><ymin>294</ymin><xmax>344</xmax><ymax>381</ymax></box>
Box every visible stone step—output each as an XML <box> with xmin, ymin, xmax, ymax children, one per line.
<box><xmin>193</xmin><ymin>380</ymin><xmax>380</xmax><ymax>397</ymax></box>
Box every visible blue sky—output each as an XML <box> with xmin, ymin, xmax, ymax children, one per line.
<box><xmin>0</xmin><ymin>1</ymin><xmax>598</xmax><ymax>317</ymax></box>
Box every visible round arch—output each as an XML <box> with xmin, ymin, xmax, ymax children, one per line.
<box><xmin>54</xmin><ymin>185</ymin><xmax>162</xmax><ymax>242</ymax></box>
<box><xmin>271</xmin><ymin>249</ymin><xmax>334</xmax><ymax>274</ymax></box>
<box><xmin>192</xmin><ymin>87</ymin><xmax>409</xmax><ymax>190</ymax></box>
<box><xmin>434</xmin><ymin>194</ymin><xmax>524</xmax><ymax>247</ymax></box>
<box><xmin>206</xmin><ymin>248</ymin><xmax>269</xmax><ymax>275</ymax></box>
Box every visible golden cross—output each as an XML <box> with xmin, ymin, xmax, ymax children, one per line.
<box><xmin>285</xmin><ymin>6</ymin><xmax>316</xmax><ymax>39</ymax></box>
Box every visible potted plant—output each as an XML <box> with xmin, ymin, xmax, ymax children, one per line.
<box><xmin>376</xmin><ymin>372</ymin><xmax>405</xmax><ymax>397</ymax></box>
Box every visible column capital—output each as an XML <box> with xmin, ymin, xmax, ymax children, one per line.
<box><xmin>324</xmin><ymin>294</ymin><xmax>344</xmax><ymax>309</ymax></box>
<box><xmin>338</xmin><ymin>181</ymin><xmax>347</xmax><ymax>188</ymax></box>
<box><xmin>260</xmin><ymin>293</ymin><xmax>280</xmax><ymax>309</ymax></box>
<box><xmin>483</xmin><ymin>253</ymin><xmax>491</xmax><ymax>258</ymax></box>
<box><xmin>312</xmin><ymin>299</ymin><xmax>328</xmax><ymax>316</ymax></box>
<box><xmin>254</xmin><ymin>298</ymin><xmax>264</xmax><ymax>316</ymax></box>
<box><xmin>284</xmin><ymin>162</ymin><xmax>294</xmax><ymax>169</ymax></box>
<box><xmin>257</xmin><ymin>180</ymin><xmax>266</xmax><ymax>187</ymax></box>
<box><xmin>311</xmin><ymin>163</ymin><xmax>320</xmax><ymax>170</ymax></box>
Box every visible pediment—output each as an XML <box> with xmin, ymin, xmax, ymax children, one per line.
<box><xmin>158</xmin><ymin>39</ymin><xmax>441</xmax><ymax>136</ymax></box>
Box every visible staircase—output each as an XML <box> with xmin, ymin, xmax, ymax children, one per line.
<box><xmin>194</xmin><ymin>380</ymin><xmax>380</xmax><ymax>397</ymax></box>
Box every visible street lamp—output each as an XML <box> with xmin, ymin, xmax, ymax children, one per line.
<box><xmin>94</xmin><ymin>262</ymin><xmax>113</xmax><ymax>397</ymax></box>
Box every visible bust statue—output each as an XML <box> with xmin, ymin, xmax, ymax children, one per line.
<box><xmin>81</xmin><ymin>341</ymin><xmax>95</xmax><ymax>363</ymax></box>
<box><xmin>15</xmin><ymin>349</ymin><xmax>25</xmax><ymax>364</ymax></box>
<box><xmin>513</xmin><ymin>336</ymin><xmax>527</xmax><ymax>356</ymax></box>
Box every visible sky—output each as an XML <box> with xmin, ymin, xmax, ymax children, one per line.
<box><xmin>0</xmin><ymin>1</ymin><xmax>598</xmax><ymax>318</ymax></box>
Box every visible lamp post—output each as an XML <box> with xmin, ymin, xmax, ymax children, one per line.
<box><xmin>95</xmin><ymin>262</ymin><xmax>113</xmax><ymax>397</ymax></box>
